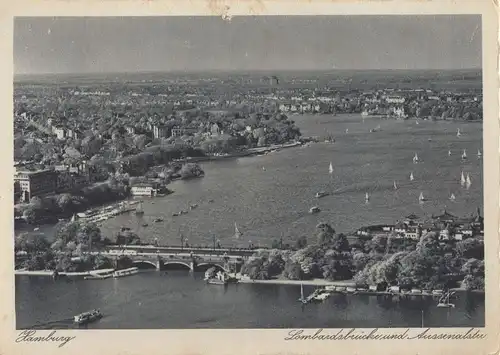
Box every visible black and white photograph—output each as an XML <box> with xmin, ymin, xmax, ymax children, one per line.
<box><xmin>12</xmin><ymin>13</ymin><xmax>490</xmax><ymax>332</ymax></box>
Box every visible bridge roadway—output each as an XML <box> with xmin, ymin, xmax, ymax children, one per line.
<box><xmin>92</xmin><ymin>245</ymin><xmax>257</xmax><ymax>272</ymax></box>
<box><xmin>105</xmin><ymin>244</ymin><xmax>258</xmax><ymax>257</ymax></box>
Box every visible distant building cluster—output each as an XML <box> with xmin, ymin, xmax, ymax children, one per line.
<box><xmin>356</xmin><ymin>209</ymin><xmax>484</xmax><ymax>241</ymax></box>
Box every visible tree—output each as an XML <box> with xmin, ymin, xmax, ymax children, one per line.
<box><xmin>179</xmin><ymin>163</ymin><xmax>204</xmax><ymax>180</ymax></box>
<box><xmin>456</xmin><ymin>238</ymin><xmax>484</xmax><ymax>259</ymax></box>
<box><xmin>316</xmin><ymin>223</ymin><xmax>336</xmax><ymax>245</ymax></box>
<box><xmin>282</xmin><ymin>260</ymin><xmax>303</xmax><ymax>280</ymax></box>
<box><xmin>295</xmin><ymin>236</ymin><xmax>307</xmax><ymax>250</ymax></box>
<box><xmin>331</xmin><ymin>233</ymin><xmax>350</xmax><ymax>252</ymax></box>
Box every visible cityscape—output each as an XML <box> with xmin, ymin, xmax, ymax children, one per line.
<box><xmin>14</xmin><ymin>15</ymin><xmax>484</xmax><ymax>329</ymax></box>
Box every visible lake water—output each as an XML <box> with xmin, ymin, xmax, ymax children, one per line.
<box><xmin>15</xmin><ymin>114</ymin><xmax>485</xmax><ymax>328</ymax></box>
<box><xmin>16</xmin><ymin>271</ymin><xmax>485</xmax><ymax>329</ymax></box>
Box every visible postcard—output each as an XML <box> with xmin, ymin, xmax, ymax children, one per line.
<box><xmin>2</xmin><ymin>1</ymin><xmax>499</xmax><ymax>355</ymax></box>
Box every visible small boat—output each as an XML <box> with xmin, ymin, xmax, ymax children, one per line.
<box><xmin>393</xmin><ymin>181</ymin><xmax>398</xmax><ymax>190</ymax></box>
<box><xmin>450</xmin><ymin>193</ymin><xmax>456</xmax><ymax>201</ymax></box>
<box><xmin>121</xmin><ymin>226</ymin><xmax>131</xmax><ymax>231</ymax></box>
<box><xmin>208</xmin><ymin>199</ymin><xmax>215</xmax><ymax>203</ymax></box>
<box><xmin>328</xmin><ymin>162</ymin><xmax>333</xmax><ymax>174</ymax></box>
<box><xmin>153</xmin><ymin>218</ymin><xmax>163</xmax><ymax>223</ymax></box>
<box><xmin>457</xmin><ymin>128</ymin><xmax>461</xmax><ymax>137</ymax></box>
<box><xmin>113</xmin><ymin>267</ymin><xmax>139</xmax><ymax>278</ymax></box>
<box><xmin>262</xmin><ymin>167</ymin><xmax>266</xmax><ymax>171</ymax></box>
<box><xmin>84</xmin><ymin>272</ymin><xmax>113</xmax><ymax>280</ymax></box>
<box><xmin>419</xmin><ymin>192</ymin><xmax>426</xmax><ymax>202</ymax></box>
<box><xmin>74</xmin><ymin>309</ymin><xmax>103</xmax><ymax>325</ymax></box>
<box><xmin>135</xmin><ymin>201</ymin><xmax>144</xmax><ymax>216</ymax></box>
<box><xmin>180</xmin><ymin>210</ymin><xmax>188</xmax><ymax>215</ymax></box>
<box><xmin>142</xmin><ymin>223</ymin><xmax>149</xmax><ymax>227</ymax></box>
<box><xmin>466</xmin><ymin>173</ymin><xmax>472</xmax><ymax>187</ymax></box>
<box><xmin>315</xmin><ymin>191</ymin><xmax>329</xmax><ymax>198</ymax></box>
<box><xmin>309</xmin><ymin>206</ymin><xmax>321</xmax><ymax>214</ymax></box>
<box><xmin>413</xmin><ymin>153</ymin><xmax>419</xmax><ymax>164</ymax></box>
<box><xmin>206</xmin><ymin>271</ymin><xmax>229</xmax><ymax>285</ymax></box>
<box><xmin>298</xmin><ymin>283</ymin><xmax>308</xmax><ymax>304</ymax></box>
<box><xmin>172</xmin><ymin>212</ymin><xmax>179</xmax><ymax>217</ymax></box>
<box><xmin>190</xmin><ymin>204</ymin><xmax>198</xmax><ymax>210</ymax></box>
<box><xmin>234</xmin><ymin>222</ymin><xmax>242</xmax><ymax>239</ymax></box>
<box><xmin>461</xmin><ymin>171</ymin><xmax>466</xmax><ymax>186</ymax></box>
<box><xmin>33</xmin><ymin>227</ymin><xmax>40</xmax><ymax>231</ymax></box>
<box><xmin>477</xmin><ymin>150</ymin><xmax>482</xmax><ymax>159</ymax></box>
<box><xmin>437</xmin><ymin>291</ymin><xmax>455</xmax><ymax>308</ymax></box>
<box><xmin>410</xmin><ymin>172</ymin><xmax>414</xmax><ymax>181</ymax></box>
<box><xmin>461</xmin><ymin>149</ymin><xmax>467</xmax><ymax>160</ymax></box>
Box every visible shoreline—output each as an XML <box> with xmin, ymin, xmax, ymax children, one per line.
<box><xmin>14</xmin><ymin>270</ymin><xmax>485</xmax><ymax>295</ymax></box>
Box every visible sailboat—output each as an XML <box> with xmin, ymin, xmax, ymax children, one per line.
<box><xmin>393</xmin><ymin>181</ymin><xmax>398</xmax><ymax>190</ymax></box>
<box><xmin>457</xmin><ymin>128</ymin><xmax>461</xmax><ymax>137</ymax></box>
<box><xmin>328</xmin><ymin>162</ymin><xmax>333</xmax><ymax>174</ymax></box>
<box><xmin>135</xmin><ymin>201</ymin><xmax>144</xmax><ymax>215</ymax></box>
<box><xmin>437</xmin><ymin>291</ymin><xmax>455</xmax><ymax>308</ymax></box>
<box><xmin>262</xmin><ymin>166</ymin><xmax>266</xmax><ymax>171</ymax></box>
<box><xmin>365</xmin><ymin>192</ymin><xmax>370</xmax><ymax>203</ymax></box>
<box><xmin>460</xmin><ymin>171</ymin><xmax>466</xmax><ymax>186</ymax></box>
<box><xmin>410</xmin><ymin>172</ymin><xmax>414</xmax><ymax>181</ymax></box>
<box><xmin>298</xmin><ymin>283</ymin><xmax>308</xmax><ymax>304</ymax></box>
<box><xmin>413</xmin><ymin>153</ymin><xmax>419</xmax><ymax>164</ymax></box>
<box><xmin>450</xmin><ymin>193</ymin><xmax>456</xmax><ymax>201</ymax></box>
<box><xmin>477</xmin><ymin>149</ymin><xmax>482</xmax><ymax>159</ymax></box>
<box><xmin>448</xmin><ymin>150</ymin><xmax>452</xmax><ymax>157</ymax></box>
<box><xmin>461</xmin><ymin>149</ymin><xmax>467</xmax><ymax>160</ymax></box>
<box><xmin>466</xmin><ymin>173</ymin><xmax>472</xmax><ymax>187</ymax></box>
<box><xmin>234</xmin><ymin>222</ymin><xmax>242</xmax><ymax>239</ymax></box>
<box><xmin>345</xmin><ymin>129</ymin><xmax>349</xmax><ymax>134</ymax></box>
<box><xmin>419</xmin><ymin>192</ymin><xmax>426</xmax><ymax>202</ymax></box>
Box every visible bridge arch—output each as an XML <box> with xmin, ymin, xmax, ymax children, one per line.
<box><xmin>196</xmin><ymin>263</ymin><xmax>228</xmax><ymax>273</ymax></box>
<box><xmin>132</xmin><ymin>260</ymin><xmax>157</xmax><ymax>269</ymax></box>
<box><xmin>163</xmin><ymin>261</ymin><xmax>192</xmax><ymax>270</ymax></box>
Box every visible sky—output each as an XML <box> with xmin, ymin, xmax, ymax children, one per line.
<box><xmin>14</xmin><ymin>16</ymin><xmax>482</xmax><ymax>74</ymax></box>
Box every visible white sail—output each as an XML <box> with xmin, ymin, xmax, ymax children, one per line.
<box><xmin>410</xmin><ymin>172</ymin><xmax>414</xmax><ymax>181</ymax></box>
<box><xmin>461</xmin><ymin>171</ymin><xmax>466</xmax><ymax>185</ymax></box>
<box><xmin>450</xmin><ymin>193</ymin><xmax>456</xmax><ymax>201</ymax></box>
<box><xmin>466</xmin><ymin>173</ymin><xmax>472</xmax><ymax>186</ymax></box>
<box><xmin>419</xmin><ymin>192</ymin><xmax>425</xmax><ymax>201</ymax></box>
<box><xmin>448</xmin><ymin>150</ymin><xmax>452</xmax><ymax>156</ymax></box>
<box><xmin>393</xmin><ymin>181</ymin><xmax>398</xmax><ymax>190</ymax></box>
<box><xmin>329</xmin><ymin>162</ymin><xmax>333</xmax><ymax>174</ymax></box>
<box><xmin>477</xmin><ymin>149</ymin><xmax>482</xmax><ymax>158</ymax></box>
<box><xmin>300</xmin><ymin>284</ymin><xmax>305</xmax><ymax>300</ymax></box>
<box><xmin>462</xmin><ymin>149</ymin><xmax>467</xmax><ymax>159</ymax></box>
<box><xmin>345</xmin><ymin>129</ymin><xmax>349</xmax><ymax>134</ymax></box>
<box><xmin>234</xmin><ymin>222</ymin><xmax>242</xmax><ymax>239</ymax></box>
<box><xmin>365</xmin><ymin>192</ymin><xmax>370</xmax><ymax>201</ymax></box>
<box><xmin>413</xmin><ymin>153</ymin><xmax>419</xmax><ymax>163</ymax></box>
<box><xmin>457</xmin><ymin>128</ymin><xmax>461</xmax><ymax>137</ymax></box>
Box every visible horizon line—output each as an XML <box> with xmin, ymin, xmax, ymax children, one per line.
<box><xmin>14</xmin><ymin>67</ymin><xmax>482</xmax><ymax>77</ymax></box>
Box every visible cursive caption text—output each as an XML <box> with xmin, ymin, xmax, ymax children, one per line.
<box><xmin>16</xmin><ymin>330</ymin><xmax>76</xmax><ymax>348</ymax></box>
<box><xmin>284</xmin><ymin>328</ymin><xmax>486</xmax><ymax>341</ymax></box>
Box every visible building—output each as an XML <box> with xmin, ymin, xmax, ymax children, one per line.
<box><xmin>153</xmin><ymin>125</ymin><xmax>168</xmax><ymax>139</ymax></box>
<box><xmin>52</xmin><ymin>125</ymin><xmax>66</xmax><ymax>140</ymax></box>
<box><xmin>14</xmin><ymin>169</ymin><xmax>58</xmax><ymax>202</ymax></box>
<box><xmin>130</xmin><ymin>184</ymin><xmax>158</xmax><ymax>196</ymax></box>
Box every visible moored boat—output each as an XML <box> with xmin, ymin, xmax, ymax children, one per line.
<box><xmin>113</xmin><ymin>267</ymin><xmax>139</xmax><ymax>278</ymax></box>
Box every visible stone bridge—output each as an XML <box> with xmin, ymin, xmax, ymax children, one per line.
<box><xmin>100</xmin><ymin>250</ymin><xmax>245</xmax><ymax>273</ymax></box>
